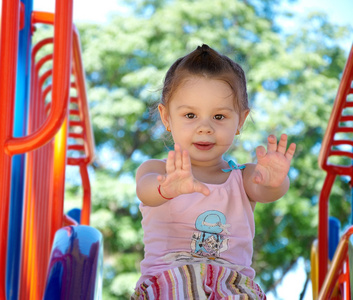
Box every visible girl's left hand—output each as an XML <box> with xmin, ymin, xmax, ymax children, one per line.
<box><xmin>253</xmin><ymin>134</ymin><xmax>296</xmax><ymax>187</ymax></box>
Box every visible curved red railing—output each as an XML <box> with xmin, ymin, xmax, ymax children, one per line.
<box><xmin>5</xmin><ymin>3</ymin><xmax>73</xmax><ymax>155</ymax></box>
<box><xmin>71</xmin><ymin>25</ymin><xmax>95</xmax><ymax>166</ymax></box>
<box><xmin>67</xmin><ymin>25</ymin><xmax>95</xmax><ymax>226</ymax></box>
<box><xmin>317</xmin><ymin>43</ymin><xmax>353</xmax><ymax>293</ymax></box>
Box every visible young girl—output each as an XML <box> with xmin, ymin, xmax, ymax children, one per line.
<box><xmin>132</xmin><ymin>44</ymin><xmax>296</xmax><ymax>299</ymax></box>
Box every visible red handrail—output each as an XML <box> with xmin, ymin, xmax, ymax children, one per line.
<box><xmin>79</xmin><ymin>163</ymin><xmax>92</xmax><ymax>225</ymax></box>
<box><xmin>71</xmin><ymin>25</ymin><xmax>95</xmax><ymax>165</ymax></box>
<box><xmin>66</xmin><ymin>25</ymin><xmax>95</xmax><ymax>226</ymax></box>
<box><xmin>319</xmin><ymin>45</ymin><xmax>353</xmax><ymax>169</ymax></box>
<box><xmin>317</xmin><ymin>43</ymin><xmax>353</xmax><ymax>291</ymax></box>
<box><xmin>5</xmin><ymin>2</ymin><xmax>73</xmax><ymax>155</ymax></box>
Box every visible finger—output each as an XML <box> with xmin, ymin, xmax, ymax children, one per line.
<box><xmin>267</xmin><ymin>134</ymin><xmax>277</xmax><ymax>152</ymax></box>
<box><xmin>194</xmin><ymin>182</ymin><xmax>210</xmax><ymax>196</ymax></box>
<box><xmin>277</xmin><ymin>134</ymin><xmax>288</xmax><ymax>154</ymax></box>
<box><xmin>255</xmin><ymin>145</ymin><xmax>266</xmax><ymax>160</ymax></box>
<box><xmin>157</xmin><ymin>174</ymin><xmax>166</xmax><ymax>183</ymax></box>
<box><xmin>285</xmin><ymin>143</ymin><xmax>296</xmax><ymax>161</ymax></box>
<box><xmin>252</xmin><ymin>170</ymin><xmax>263</xmax><ymax>184</ymax></box>
<box><xmin>166</xmin><ymin>150</ymin><xmax>175</xmax><ymax>174</ymax></box>
<box><xmin>174</xmin><ymin>143</ymin><xmax>182</xmax><ymax>169</ymax></box>
<box><xmin>182</xmin><ymin>150</ymin><xmax>191</xmax><ymax>171</ymax></box>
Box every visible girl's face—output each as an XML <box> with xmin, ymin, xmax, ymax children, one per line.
<box><xmin>159</xmin><ymin>76</ymin><xmax>249</xmax><ymax>167</ymax></box>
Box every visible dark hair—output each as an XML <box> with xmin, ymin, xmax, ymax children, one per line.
<box><xmin>161</xmin><ymin>44</ymin><xmax>249</xmax><ymax>113</ymax></box>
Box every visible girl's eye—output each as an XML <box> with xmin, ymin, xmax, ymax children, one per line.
<box><xmin>185</xmin><ymin>113</ymin><xmax>196</xmax><ymax>119</ymax></box>
<box><xmin>214</xmin><ymin>114</ymin><xmax>225</xmax><ymax>120</ymax></box>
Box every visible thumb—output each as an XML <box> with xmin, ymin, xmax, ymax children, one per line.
<box><xmin>157</xmin><ymin>174</ymin><xmax>166</xmax><ymax>184</ymax></box>
<box><xmin>252</xmin><ymin>170</ymin><xmax>263</xmax><ymax>185</ymax></box>
<box><xmin>194</xmin><ymin>182</ymin><xmax>210</xmax><ymax>196</ymax></box>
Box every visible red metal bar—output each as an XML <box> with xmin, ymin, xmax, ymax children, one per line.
<box><xmin>67</xmin><ymin>157</ymin><xmax>90</xmax><ymax>165</ymax></box>
<box><xmin>19</xmin><ymin>61</ymin><xmax>54</xmax><ymax>299</ymax></box>
<box><xmin>32</xmin><ymin>38</ymin><xmax>53</xmax><ymax>61</ymax></box>
<box><xmin>50</xmin><ymin>116</ymin><xmax>69</xmax><ymax>244</ymax></box>
<box><xmin>79</xmin><ymin>163</ymin><xmax>91</xmax><ymax>225</ymax></box>
<box><xmin>42</xmin><ymin>85</ymin><xmax>53</xmax><ymax>102</ymax></box>
<box><xmin>340</xmin><ymin>116</ymin><xmax>353</xmax><ymax>122</ymax></box>
<box><xmin>18</xmin><ymin>35</ymin><xmax>44</xmax><ymax>298</ymax></box>
<box><xmin>328</xmin><ymin>151</ymin><xmax>353</xmax><ymax>159</ymax></box>
<box><xmin>66</xmin><ymin>32</ymin><xmax>95</xmax><ymax>225</ymax></box>
<box><xmin>0</xmin><ymin>1</ymin><xmax>20</xmax><ymax>298</ymax></box>
<box><xmin>5</xmin><ymin>2</ymin><xmax>73</xmax><ymax>156</ymax></box>
<box><xmin>68</xmin><ymin>145</ymin><xmax>85</xmax><ymax>151</ymax></box>
<box><xmin>319</xmin><ymin>44</ymin><xmax>353</xmax><ymax>170</ymax></box>
<box><xmin>324</xmin><ymin>165</ymin><xmax>353</xmax><ymax>177</ymax></box>
<box><xmin>318</xmin><ymin>172</ymin><xmax>337</xmax><ymax>290</ymax></box>
<box><xmin>72</xmin><ymin>25</ymin><xmax>95</xmax><ymax>164</ymax></box>
<box><xmin>39</xmin><ymin>70</ymin><xmax>53</xmax><ymax>89</ymax></box>
<box><xmin>69</xmin><ymin>133</ymin><xmax>84</xmax><ymax>139</ymax></box>
<box><xmin>69</xmin><ymin>120</ymin><xmax>84</xmax><ymax>126</ymax></box>
<box><xmin>335</xmin><ymin>128</ymin><xmax>353</xmax><ymax>133</ymax></box>
<box><xmin>35</xmin><ymin>53</ymin><xmax>54</xmax><ymax>73</ymax></box>
<box><xmin>344</xmin><ymin>102</ymin><xmax>353</xmax><ymax>108</ymax></box>
<box><xmin>332</xmin><ymin>140</ymin><xmax>353</xmax><ymax>147</ymax></box>
<box><xmin>69</xmin><ymin>109</ymin><xmax>80</xmax><ymax>116</ymax></box>
<box><xmin>317</xmin><ymin>44</ymin><xmax>353</xmax><ymax>292</ymax></box>
<box><xmin>319</xmin><ymin>226</ymin><xmax>353</xmax><ymax>299</ymax></box>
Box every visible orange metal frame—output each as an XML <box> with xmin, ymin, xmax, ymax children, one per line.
<box><xmin>317</xmin><ymin>43</ymin><xmax>353</xmax><ymax>298</ymax></box>
<box><xmin>0</xmin><ymin>1</ymin><xmax>95</xmax><ymax>299</ymax></box>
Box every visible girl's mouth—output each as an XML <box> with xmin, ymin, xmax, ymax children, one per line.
<box><xmin>193</xmin><ymin>142</ymin><xmax>215</xmax><ymax>151</ymax></box>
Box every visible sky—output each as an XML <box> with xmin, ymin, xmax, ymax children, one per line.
<box><xmin>31</xmin><ymin>0</ymin><xmax>353</xmax><ymax>299</ymax></box>
<box><xmin>33</xmin><ymin>0</ymin><xmax>353</xmax><ymax>28</ymax></box>
<box><xmin>33</xmin><ymin>0</ymin><xmax>353</xmax><ymax>53</ymax></box>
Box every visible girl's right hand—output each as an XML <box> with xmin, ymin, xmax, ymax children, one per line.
<box><xmin>157</xmin><ymin>144</ymin><xmax>210</xmax><ymax>199</ymax></box>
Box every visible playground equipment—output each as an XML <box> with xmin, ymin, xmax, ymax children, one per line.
<box><xmin>311</xmin><ymin>43</ymin><xmax>353</xmax><ymax>299</ymax></box>
<box><xmin>0</xmin><ymin>0</ymin><xmax>102</xmax><ymax>299</ymax></box>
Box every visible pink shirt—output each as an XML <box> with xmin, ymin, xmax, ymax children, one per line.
<box><xmin>137</xmin><ymin>167</ymin><xmax>255</xmax><ymax>286</ymax></box>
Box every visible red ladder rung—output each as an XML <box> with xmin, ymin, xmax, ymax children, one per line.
<box><xmin>340</xmin><ymin>115</ymin><xmax>353</xmax><ymax>122</ymax></box>
<box><xmin>336</xmin><ymin>127</ymin><xmax>353</xmax><ymax>133</ymax></box>
<box><xmin>332</xmin><ymin>139</ymin><xmax>353</xmax><ymax>147</ymax></box>
<box><xmin>329</xmin><ymin>150</ymin><xmax>353</xmax><ymax>159</ymax></box>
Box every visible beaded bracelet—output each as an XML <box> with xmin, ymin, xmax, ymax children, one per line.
<box><xmin>158</xmin><ymin>185</ymin><xmax>173</xmax><ymax>200</ymax></box>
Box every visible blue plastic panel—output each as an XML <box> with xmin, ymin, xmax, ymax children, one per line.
<box><xmin>44</xmin><ymin>226</ymin><xmax>103</xmax><ymax>300</ymax></box>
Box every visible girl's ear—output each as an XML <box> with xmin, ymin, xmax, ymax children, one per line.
<box><xmin>158</xmin><ymin>104</ymin><xmax>170</xmax><ymax>130</ymax></box>
<box><xmin>238</xmin><ymin>109</ymin><xmax>250</xmax><ymax>130</ymax></box>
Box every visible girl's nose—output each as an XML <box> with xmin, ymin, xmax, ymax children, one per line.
<box><xmin>197</xmin><ymin>120</ymin><xmax>214</xmax><ymax>134</ymax></box>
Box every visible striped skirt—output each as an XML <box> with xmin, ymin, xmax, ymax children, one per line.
<box><xmin>131</xmin><ymin>264</ymin><xmax>266</xmax><ymax>300</ymax></box>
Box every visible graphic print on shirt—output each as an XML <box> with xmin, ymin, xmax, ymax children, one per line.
<box><xmin>191</xmin><ymin>210</ymin><xmax>230</xmax><ymax>259</ymax></box>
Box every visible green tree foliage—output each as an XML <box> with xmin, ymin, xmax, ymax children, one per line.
<box><xmin>66</xmin><ymin>0</ymin><xmax>352</xmax><ymax>298</ymax></box>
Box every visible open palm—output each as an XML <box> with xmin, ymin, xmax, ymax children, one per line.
<box><xmin>253</xmin><ymin>134</ymin><xmax>296</xmax><ymax>187</ymax></box>
<box><xmin>157</xmin><ymin>144</ymin><xmax>210</xmax><ymax>198</ymax></box>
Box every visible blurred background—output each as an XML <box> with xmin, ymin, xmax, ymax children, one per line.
<box><xmin>33</xmin><ymin>0</ymin><xmax>353</xmax><ymax>299</ymax></box>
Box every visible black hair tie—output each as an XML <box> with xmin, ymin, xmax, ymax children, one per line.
<box><xmin>197</xmin><ymin>44</ymin><xmax>210</xmax><ymax>53</ymax></box>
